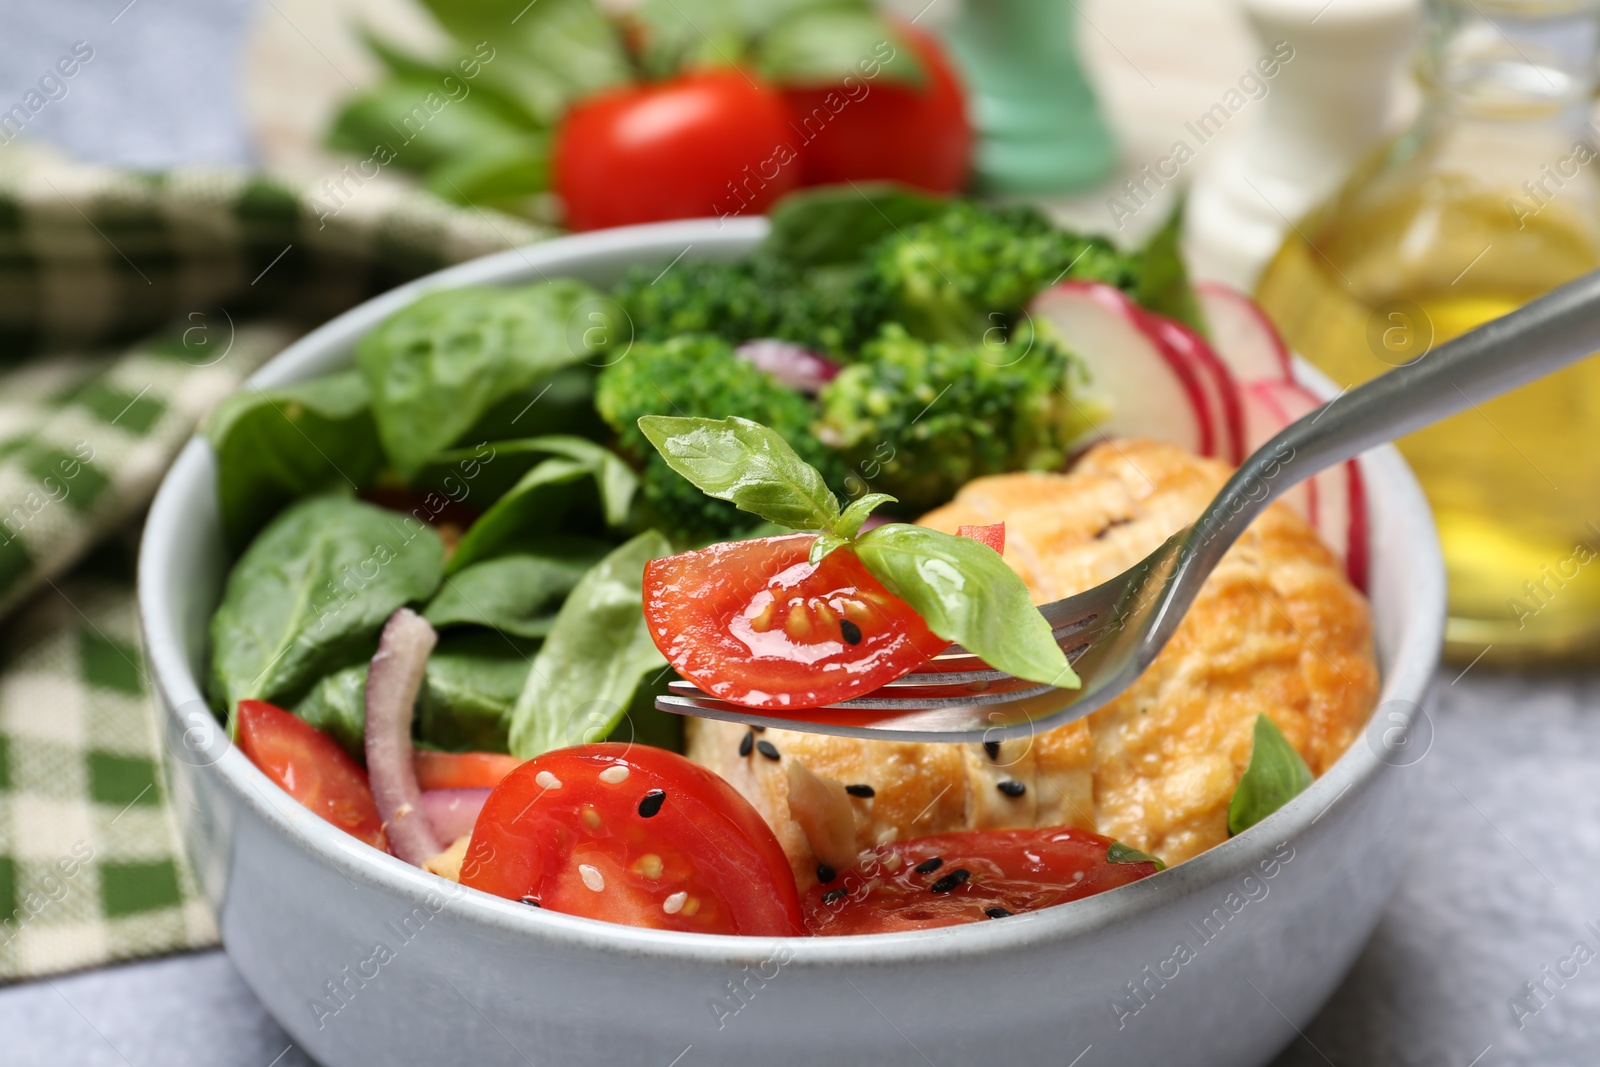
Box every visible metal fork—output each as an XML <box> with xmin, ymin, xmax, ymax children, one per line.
<box><xmin>658</xmin><ymin>268</ymin><xmax>1600</xmax><ymax>742</ymax></box>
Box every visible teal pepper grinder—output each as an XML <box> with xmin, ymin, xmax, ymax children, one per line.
<box><xmin>940</xmin><ymin>0</ymin><xmax>1117</xmax><ymax>194</ymax></box>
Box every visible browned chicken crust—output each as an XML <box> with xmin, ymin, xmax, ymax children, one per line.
<box><xmin>686</xmin><ymin>439</ymin><xmax>1378</xmax><ymax>886</ymax></box>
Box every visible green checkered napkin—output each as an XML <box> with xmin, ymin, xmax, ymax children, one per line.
<box><xmin>0</xmin><ymin>147</ymin><xmax>552</xmax><ymax>981</ymax></box>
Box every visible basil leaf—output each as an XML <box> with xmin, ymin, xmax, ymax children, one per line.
<box><xmin>446</xmin><ymin>437</ymin><xmax>637</xmax><ymax>574</ymax></box>
<box><xmin>204</xmin><ymin>371</ymin><xmax>385</xmax><ymax>550</ymax></box>
<box><xmin>357</xmin><ymin>281</ymin><xmax>610</xmax><ymax>477</ymax></box>
<box><xmin>1227</xmin><ymin>715</ymin><xmax>1314</xmax><ymax>836</ymax></box>
<box><xmin>808</xmin><ymin>532</ymin><xmax>850</xmax><ymax>565</ymax></box>
<box><xmin>424</xmin><ymin>135</ymin><xmax>551</xmax><ymax>208</ymax></box>
<box><xmin>1106</xmin><ymin>842</ymin><xmax>1166</xmax><ymax>870</ymax></box>
<box><xmin>853</xmin><ymin>523</ymin><xmax>1077</xmax><ymax>688</ymax></box>
<box><xmin>418</xmin><ymin>0</ymin><xmax>631</xmax><ymax>124</ymax></box>
<box><xmin>209</xmin><ymin>496</ymin><xmax>444</xmax><ymax>711</ymax></box>
<box><xmin>831</xmin><ymin>492</ymin><xmax>896</xmax><ymax>539</ymax></box>
<box><xmin>424</xmin><ymin>540</ymin><xmax>609</xmax><ymax>637</ymax></box>
<box><xmin>1133</xmin><ymin>200</ymin><xmax>1207</xmax><ymax>335</ymax></box>
<box><xmin>507</xmin><ymin>531</ymin><xmax>671</xmax><ymax>759</ymax></box>
<box><xmin>291</xmin><ymin>631</ymin><xmax>538</xmax><ymax>757</ymax></box>
<box><xmin>757</xmin><ymin>9</ymin><xmax>925</xmax><ymax>88</ymax></box>
<box><xmin>763</xmin><ymin>182</ymin><xmax>944</xmax><ymax>268</ymax></box>
<box><xmin>325</xmin><ymin>79</ymin><xmax>534</xmax><ymax>174</ymax></box>
<box><xmin>638</xmin><ymin>415</ymin><xmax>841</xmax><ymax>532</ymax></box>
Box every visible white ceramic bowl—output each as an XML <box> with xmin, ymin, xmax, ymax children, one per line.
<box><xmin>138</xmin><ymin>218</ymin><xmax>1444</xmax><ymax>1067</ymax></box>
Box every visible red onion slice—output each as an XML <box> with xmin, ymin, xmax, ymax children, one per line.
<box><xmin>365</xmin><ymin>607</ymin><xmax>442</xmax><ymax>865</ymax></box>
<box><xmin>420</xmin><ymin>788</ymin><xmax>491</xmax><ymax>843</ymax></box>
<box><xmin>735</xmin><ymin>339</ymin><xmax>840</xmax><ymax>394</ymax></box>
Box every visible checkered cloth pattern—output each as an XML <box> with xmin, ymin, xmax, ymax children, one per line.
<box><xmin>0</xmin><ymin>147</ymin><xmax>552</xmax><ymax>981</ymax></box>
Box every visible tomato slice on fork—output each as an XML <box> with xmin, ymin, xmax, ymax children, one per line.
<box><xmin>642</xmin><ymin>533</ymin><xmax>950</xmax><ymax>710</ymax></box>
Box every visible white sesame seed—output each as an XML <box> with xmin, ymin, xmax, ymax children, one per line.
<box><xmin>535</xmin><ymin>771</ymin><xmax>562</xmax><ymax>790</ymax></box>
<box><xmin>579</xmin><ymin>864</ymin><xmax>605</xmax><ymax>892</ymax></box>
<box><xmin>598</xmin><ymin>765</ymin><xmax>630</xmax><ymax>784</ymax></box>
<box><xmin>663</xmin><ymin>891</ymin><xmax>687</xmax><ymax>914</ymax></box>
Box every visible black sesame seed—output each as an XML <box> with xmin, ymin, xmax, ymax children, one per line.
<box><xmin>738</xmin><ymin>731</ymin><xmax>754</xmax><ymax>758</ymax></box>
<box><xmin>913</xmin><ymin>856</ymin><xmax>943</xmax><ymax>876</ymax></box>
<box><xmin>844</xmin><ymin>784</ymin><xmax>876</xmax><ymax>798</ymax></box>
<box><xmin>817</xmin><ymin>863</ymin><xmax>837</xmax><ymax>884</ymax></box>
<box><xmin>822</xmin><ymin>888</ymin><xmax>847</xmax><ymax>905</ymax></box>
<box><xmin>840</xmin><ymin>619</ymin><xmax>863</xmax><ymax>645</ymax></box>
<box><xmin>637</xmin><ymin>789</ymin><xmax>666</xmax><ymax>818</ymax></box>
<box><xmin>983</xmin><ymin>740</ymin><xmax>1001</xmax><ymax>761</ymax></box>
<box><xmin>756</xmin><ymin>739</ymin><xmax>782</xmax><ymax>761</ymax></box>
<box><xmin>997</xmin><ymin>779</ymin><xmax>1026</xmax><ymax>798</ymax></box>
<box><xmin>520</xmin><ymin>896</ymin><xmax>542</xmax><ymax>908</ymax></box>
<box><xmin>985</xmin><ymin>906</ymin><xmax>1013</xmax><ymax>919</ymax></box>
<box><xmin>929</xmin><ymin>869</ymin><xmax>971</xmax><ymax>894</ymax></box>
<box><xmin>752</xmin><ymin>725</ymin><xmax>766</xmax><ymax>732</ymax></box>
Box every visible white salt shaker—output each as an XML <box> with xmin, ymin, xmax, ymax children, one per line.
<box><xmin>1184</xmin><ymin>0</ymin><xmax>1421</xmax><ymax>289</ymax></box>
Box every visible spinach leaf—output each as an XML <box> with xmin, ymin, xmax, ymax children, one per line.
<box><xmin>638</xmin><ymin>415</ymin><xmax>841</xmax><ymax>532</ymax></box>
<box><xmin>425</xmin><ymin>539</ymin><xmax>609</xmax><ymax>637</ymax></box>
<box><xmin>1133</xmin><ymin>200</ymin><xmax>1207</xmax><ymax>335</ymax></box>
<box><xmin>763</xmin><ymin>182</ymin><xmax>944</xmax><ymax>268</ymax></box>
<box><xmin>356</xmin><ymin>280</ymin><xmax>609</xmax><ymax>478</ymax></box>
<box><xmin>853</xmin><ymin>523</ymin><xmax>1077</xmax><ymax>689</ymax></box>
<box><xmin>756</xmin><ymin>8</ymin><xmax>924</xmax><ymax>88</ymax></box>
<box><xmin>291</xmin><ymin>631</ymin><xmax>537</xmax><ymax>757</ymax></box>
<box><xmin>507</xmin><ymin>531</ymin><xmax>671</xmax><ymax>759</ymax></box>
<box><xmin>209</xmin><ymin>496</ymin><xmax>444</xmax><ymax>711</ymax></box>
<box><xmin>425</xmin><ymin>135</ymin><xmax>551</xmax><ymax>209</ymax></box>
<box><xmin>418</xmin><ymin>630</ymin><xmax>538</xmax><ymax>752</ymax></box>
<box><xmin>204</xmin><ymin>371</ymin><xmax>385</xmax><ymax>549</ymax></box>
<box><xmin>1227</xmin><ymin>715</ymin><xmax>1313</xmax><ymax>836</ymax></box>
<box><xmin>446</xmin><ymin>437</ymin><xmax>638</xmax><ymax>574</ymax></box>
<box><xmin>293</xmin><ymin>662</ymin><xmax>369</xmax><ymax>759</ymax></box>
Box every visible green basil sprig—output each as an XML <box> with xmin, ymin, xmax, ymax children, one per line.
<box><xmin>637</xmin><ymin>415</ymin><xmax>1079</xmax><ymax>690</ymax></box>
<box><xmin>1227</xmin><ymin>715</ymin><xmax>1314</xmax><ymax>836</ymax></box>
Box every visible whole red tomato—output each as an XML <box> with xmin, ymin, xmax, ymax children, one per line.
<box><xmin>783</xmin><ymin>22</ymin><xmax>971</xmax><ymax>194</ymax></box>
<box><xmin>554</xmin><ymin>69</ymin><xmax>801</xmax><ymax>231</ymax></box>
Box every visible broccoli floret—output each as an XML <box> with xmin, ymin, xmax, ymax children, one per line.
<box><xmin>865</xmin><ymin>201</ymin><xmax>1136</xmax><ymax>345</ymax></box>
<box><xmin>613</xmin><ymin>255</ymin><xmax>886</xmax><ymax>357</ymax></box>
<box><xmin>595</xmin><ymin>334</ymin><xmax>845</xmax><ymax>542</ymax></box>
<box><xmin>816</xmin><ymin>323</ymin><xmax>1096</xmax><ymax>511</ymax></box>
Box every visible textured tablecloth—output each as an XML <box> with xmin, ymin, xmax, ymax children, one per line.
<box><xmin>1</xmin><ymin>2</ymin><xmax>1596</xmax><ymax>1066</ymax></box>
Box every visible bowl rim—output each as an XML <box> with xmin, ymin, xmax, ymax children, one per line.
<box><xmin>137</xmin><ymin>217</ymin><xmax>1446</xmax><ymax>967</ymax></box>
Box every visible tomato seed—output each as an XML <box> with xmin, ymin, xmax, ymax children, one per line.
<box><xmin>578</xmin><ymin>864</ymin><xmax>605</xmax><ymax>892</ymax></box>
<box><xmin>663</xmin><ymin>891</ymin><xmax>687</xmax><ymax>915</ymax></box>
<box><xmin>598</xmin><ymin>765</ymin><xmax>630</xmax><ymax>784</ymax></box>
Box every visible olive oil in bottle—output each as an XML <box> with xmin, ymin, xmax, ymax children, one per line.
<box><xmin>1255</xmin><ymin>0</ymin><xmax>1600</xmax><ymax>665</ymax></box>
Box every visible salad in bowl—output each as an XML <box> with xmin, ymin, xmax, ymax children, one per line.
<box><xmin>140</xmin><ymin>185</ymin><xmax>1438</xmax><ymax>1066</ymax></box>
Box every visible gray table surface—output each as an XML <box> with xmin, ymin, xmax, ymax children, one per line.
<box><xmin>3</xmin><ymin>3</ymin><xmax>1598</xmax><ymax>1065</ymax></box>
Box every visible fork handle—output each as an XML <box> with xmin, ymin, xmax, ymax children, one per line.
<box><xmin>1166</xmin><ymin>266</ymin><xmax>1600</xmax><ymax>637</ymax></box>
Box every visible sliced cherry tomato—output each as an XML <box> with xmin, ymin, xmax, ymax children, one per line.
<box><xmin>554</xmin><ymin>70</ymin><xmax>801</xmax><ymax>231</ymax></box>
<box><xmin>803</xmin><ymin>826</ymin><xmax>1162</xmax><ymax>935</ymax></box>
<box><xmin>414</xmin><ymin>750</ymin><xmax>522</xmax><ymax>792</ymax></box>
<box><xmin>236</xmin><ymin>700</ymin><xmax>388</xmax><ymax>852</ymax></box>
<box><xmin>643</xmin><ymin>533</ymin><xmax>948</xmax><ymax>710</ymax></box>
<box><xmin>783</xmin><ymin>22</ymin><xmax>972</xmax><ymax>194</ymax></box>
<box><xmin>460</xmin><ymin>743</ymin><xmax>803</xmax><ymax>936</ymax></box>
<box><xmin>957</xmin><ymin>522</ymin><xmax>1005</xmax><ymax>555</ymax></box>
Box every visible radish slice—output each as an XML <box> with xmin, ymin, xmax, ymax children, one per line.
<box><xmin>365</xmin><ymin>607</ymin><xmax>442</xmax><ymax>866</ymax></box>
<box><xmin>421</xmin><ymin>788</ymin><xmax>491</xmax><ymax>843</ymax></box>
<box><xmin>1137</xmin><ymin>311</ymin><xmax>1246</xmax><ymax>464</ymax></box>
<box><xmin>1196</xmin><ymin>283</ymin><xmax>1294</xmax><ymax>384</ymax></box>
<box><xmin>1031</xmin><ymin>282</ymin><xmax>1211</xmax><ymax>456</ymax></box>
<box><xmin>1241</xmin><ymin>380</ymin><xmax>1370</xmax><ymax>590</ymax></box>
<box><xmin>735</xmin><ymin>339</ymin><xmax>840</xmax><ymax>394</ymax></box>
<box><xmin>1241</xmin><ymin>381</ymin><xmax>1318</xmax><ymax>524</ymax></box>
